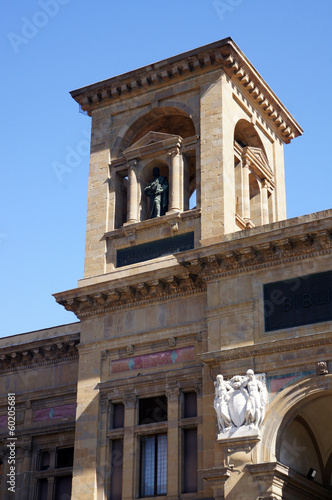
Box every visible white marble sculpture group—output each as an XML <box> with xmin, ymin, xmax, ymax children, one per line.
<box><xmin>214</xmin><ymin>370</ymin><xmax>267</xmax><ymax>439</ymax></box>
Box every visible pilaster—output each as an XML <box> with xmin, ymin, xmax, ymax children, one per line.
<box><xmin>166</xmin><ymin>386</ymin><xmax>180</xmax><ymax>499</ymax></box>
<box><xmin>122</xmin><ymin>394</ymin><xmax>137</xmax><ymax>500</ymax></box>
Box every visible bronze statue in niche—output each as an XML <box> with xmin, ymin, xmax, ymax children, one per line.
<box><xmin>144</xmin><ymin>167</ymin><xmax>168</xmax><ymax>218</ymax></box>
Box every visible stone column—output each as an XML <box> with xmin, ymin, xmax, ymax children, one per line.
<box><xmin>261</xmin><ymin>180</ymin><xmax>270</xmax><ymax>225</ymax></box>
<box><xmin>122</xmin><ymin>394</ymin><xmax>137</xmax><ymax>500</ymax></box>
<box><xmin>166</xmin><ymin>386</ymin><xmax>180</xmax><ymax>499</ymax></box>
<box><xmin>126</xmin><ymin>160</ymin><xmax>139</xmax><ymax>224</ymax></box>
<box><xmin>242</xmin><ymin>161</ymin><xmax>251</xmax><ymax>222</ymax></box>
<box><xmin>167</xmin><ymin>147</ymin><xmax>182</xmax><ymax>213</ymax></box>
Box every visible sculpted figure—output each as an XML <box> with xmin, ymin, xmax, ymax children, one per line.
<box><xmin>214</xmin><ymin>374</ymin><xmax>232</xmax><ymax>432</ymax></box>
<box><xmin>144</xmin><ymin>167</ymin><xmax>168</xmax><ymax>218</ymax></box>
<box><xmin>243</xmin><ymin>369</ymin><xmax>267</xmax><ymax>428</ymax></box>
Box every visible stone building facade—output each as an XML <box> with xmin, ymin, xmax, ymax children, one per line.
<box><xmin>1</xmin><ymin>38</ymin><xmax>332</xmax><ymax>500</ymax></box>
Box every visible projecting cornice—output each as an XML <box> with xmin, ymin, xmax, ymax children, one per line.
<box><xmin>0</xmin><ymin>333</ymin><xmax>80</xmax><ymax>373</ymax></box>
<box><xmin>70</xmin><ymin>38</ymin><xmax>302</xmax><ymax>143</ymax></box>
<box><xmin>54</xmin><ymin>211</ymin><xmax>332</xmax><ymax>320</ymax></box>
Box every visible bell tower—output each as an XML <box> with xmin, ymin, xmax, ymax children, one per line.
<box><xmin>70</xmin><ymin>38</ymin><xmax>302</xmax><ymax>281</ymax></box>
<box><xmin>54</xmin><ymin>39</ymin><xmax>305</xmax><ymax>500</ymax></box>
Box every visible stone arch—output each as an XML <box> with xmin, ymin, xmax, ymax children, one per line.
<box><xmin>259</xmin><ymin>373</ymin><xmax>332</xmax><ymax>471</ymax></box>
<box><xmin>112</xmin><ymin>103</ymin><xmax>198</xmax><ymax>158</ymax></box>
<box><xmin>234</xmin><ymin>119</ymin><xmax>267</xmax><ymax>157</ymax></box>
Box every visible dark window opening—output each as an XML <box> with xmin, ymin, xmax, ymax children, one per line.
<box><xmin>110</xmin><ymin>439</ymin><xmax>123</xmax><ymax>500</ymax></box>
<box><xmin>38</xmin><ymin>478</ymin><xmax>48</xmax><ymax>500</ymax></box>
<box><xmin>56</xmin><ymin>447</ymin><xmax>74</xmax><ymax>469</ymax></box>
<box><xmin>183</xmin><ymin>392</ymin><xmax>197</xmax><ymax>418</ymax></box>
<box><xmin>54</xmin><ymin>475</ymin><xmax>72</xmax><ymax>498</ymax></box>
<box><xmin>139</xmin><ymin>396</ymin><xmax>167</xmax><ymax>425</ymax></box>
<box><xmin>39</xmin><ymin>451</ymin><xmax>50</xmax><ymax>471</ymax></box>
<box><xmin>140</xmin><ymin>434</ymin><xmax>167</xmax><ymax>497</ymax></box>
<box><xmin>112</xmin><ymin>402</ymin><xmax>125</xmax><ymax>429</ymax></box>
<box><xmin>183</xmin><ymin>428</ymin><xmax>197</xmax><ymax>493</ymax></box>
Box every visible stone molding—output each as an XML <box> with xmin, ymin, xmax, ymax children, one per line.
<box><xmin>201</xmin><ymin>331</ymin><xmax>332</xmax><ymax>367</ymax></box>
<box><xmin>104</xmin><ymin>208</ymin><xmax>200</xmax><ymax>240</ymax></box>
<box><xmin>55</xmin><ymin>271</ymin><xmax>205</xmax><ymax>319</ymax></box>
<box><xmin>0</xmin><ymin>335</ymin><xmax>80</xmax><ymax>373</ymax></box>
<box><xmin>184</xmin><ymin>229</ymin><xmax>332</xmax><ymax>282</ymax></box>
<box><xmin>70</xmin><ymin>38</ymin><xmax>302</xmax><ymax>143</ymax></box>
<box><xmin>54</xmin><ymin>218</ymin><xmax>332</xmax><ymax>320</ymax></box>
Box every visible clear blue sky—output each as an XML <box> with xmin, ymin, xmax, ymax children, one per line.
<box><xmin>1</xmin><ymin>0</ymin><xmax>331</xmax><ymax>337</ymax></box>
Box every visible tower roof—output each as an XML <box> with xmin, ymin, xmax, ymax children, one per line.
<box><xmin>70</xmin><ymin>37</ymin><xmax>302</xmax><ymax>143</ymax></box>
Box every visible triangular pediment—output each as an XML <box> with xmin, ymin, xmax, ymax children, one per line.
<box><xmin>123</xmin><ymin>131</ymin><xmax>182</xmax><ymax>155</ymax></box>
<box><xmin>245</xmin><ymin>146</ymin><xmax>273</xmax><ymax>174</ymax></box>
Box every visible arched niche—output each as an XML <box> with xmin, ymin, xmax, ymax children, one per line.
<box><xmin>140</xmin><ymin>159</ymin><xmax>169</xmax><ymax>222</ymax></box>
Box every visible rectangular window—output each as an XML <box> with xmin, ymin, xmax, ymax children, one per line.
<box><xmin>56</xmin><ymin>447</ymin><xmax>74</xmax><ymax>469</ymax></box>
<box><xmin>139</xmin><ymin>396</ymin><xmax>167</xmax><ymax>425</ymax></box>
<box><xmin>112</xmin><ymin>402</ymin><xmax>125</xmax><ymax>429</ymax></box>
<box><xmin>183</xmin><ymin>392</ymin><xmax>197</xmax><ymax>418</ymax></box>
<box><xmin>54</xmin><ymin>476</ymin><xmax>72</xmax><ymax>498</ymax></box>
<box><xmin>38</xmin><ymin>478</ymin><xmax>48</xmax><ymax>500</ymax></box>
<box><xmin>140</xmin><ymin>434</ymin><xmax>167</xmax><ymax>497</ymax></box>
<box><xmin>39</xmin><ymin>451</ymin><xmax>50</xmax><ymax>471</ymax></box>
<box><xmin>110</xmin><ymin>439</ymin><xmax>123</xmax><ymax>500</ymax></box>
<box><xmin>182</xmin><ymin>428</ymin><xmax>197</xmax><ymax>493</ymax></box>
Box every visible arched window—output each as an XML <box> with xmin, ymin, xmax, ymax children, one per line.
<box><xmin>110</xmin><ymin>108</ymin><xmax>198</xmax><ymax>229</ymax></box>
<box><xmin>234</xmin><ymin>119</ymin><xmax>274</xmax><ymax>229</ymax></box>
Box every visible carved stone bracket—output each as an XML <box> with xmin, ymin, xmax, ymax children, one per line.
<box><xmin>199</xmin><ymin>467</ymin><xmax>232</xmax><ymax>500</ymax></box>
<box><xmin>317</xmin><ymin>361</ymin><xmax>328</xmax><ymax>375</ymax></box>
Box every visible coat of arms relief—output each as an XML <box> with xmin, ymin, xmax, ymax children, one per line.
<box><xmin>214</xmin><ymin>370</ymin><xmax>267</xmax><ymax>440</ymax></box>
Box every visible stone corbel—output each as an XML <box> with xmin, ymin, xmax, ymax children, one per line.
<box><xmin>199</xmin><ymin>467</ymin><xmax>232</xmax><ymax>500</ymax></box>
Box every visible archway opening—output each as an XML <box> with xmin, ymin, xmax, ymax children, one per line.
<box><xmin>277</xmin><ymin>393</ymin><xmax>332</xmax><ymax>488</ymax></box>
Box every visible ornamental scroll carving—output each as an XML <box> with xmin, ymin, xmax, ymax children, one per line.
<box><xmin>214</xmin><ymin>370</ymin><xmax>267</xmax><ymax>440</ymax></box>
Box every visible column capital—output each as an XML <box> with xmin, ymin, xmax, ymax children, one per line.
<box><xmin>123</xmin><ymin>394</ymin><xmax>137</xmax><ymax>409</ymax></box>
<box><xmin>166</xmin><ymin>385</ymin><xmax>180</xmax><ymax>402</ymax></box>
<box><xmin>127</xmin><ymin>158</ymin><xmax>138</xmax><ymax>168</ymax></box>
<box><xmin>166</xmin><ymin>144</ymin><xmax>181</xmax><ymax>158</ymax></box>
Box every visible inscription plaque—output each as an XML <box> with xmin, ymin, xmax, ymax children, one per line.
<box><xmin>264</xmin><ymin>270</ymin><xmax>332</xmax><ymax>332</ymax></box>
<box><xmin>117</xmin><ymin>232</ymin><xmax>194</xmax><ymax>268</ymax></box>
